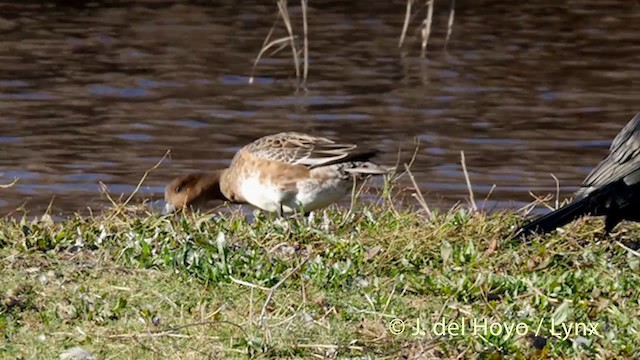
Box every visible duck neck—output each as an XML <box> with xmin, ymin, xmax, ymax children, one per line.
<box><xmin>194</xmin><ymin>170</ymin><xmax>226</xmax><ymax>203</ymax></box>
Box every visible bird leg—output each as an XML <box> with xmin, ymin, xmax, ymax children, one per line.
<box><xmin>604</xmin><ymin>214</ymin><xmax>621</xmax><ymax>237</ymax></box>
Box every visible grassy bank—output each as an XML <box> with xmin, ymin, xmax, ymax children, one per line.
<box><xmin>1</xmin><ymin>202</ymin><xmax>639</xmax><ymax>359</ymax></box>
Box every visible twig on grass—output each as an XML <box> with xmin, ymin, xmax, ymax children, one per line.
<box><xmin>259</xmin><ymin>256</ymin><xmax>310</xmax><ymax>328</ymax></box>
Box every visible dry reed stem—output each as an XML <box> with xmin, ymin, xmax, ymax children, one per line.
<box><xmin>277</xmin><ymin>0</ymin><xmax>301</xmax><ymax>84</ymax></box>
<box><xmin>301</xmin><ymin>0</ymin><xmax>308</xmax><ymax>86</ymax></box>
<box><xmin>444</xmin><ymin>0</ymin><xmax>455</xmax><ymax>49</ymax></box>
<box><xmin>460</xmin><ymin>150</ymin><xmax>477</xmax><ymax>211</ymax></box>
<box><xmin>386</xmin><ymin>140</ymin><xmax>420</xmax><ymax>216</ymax></box>
<box><xmin>519</xmin><ymin>192</ymin><xmax>554</xmax><ymax>217</ymax></box>
<box><xmin>421</xmin><ymin>0</ymin><xmax>435</xmax><ymax>58</ymax></box>
<box><xmin>267</xmin><ymin>41</ymin><xmax>291</xmax><ymax>57</ymax></box>
<box><xmin>399</xmin><ymin>0</ymin><xmax>414</xmax><ymax>47</ymax></box>
<box><xmin>249</xmin><ymin>36</ymin><xmax>291</xmax><ymax>84</ymax></box>
<box><xmin>250</xmin><ymin>36</ymin><xmax>294</xmax><ymax>84</ymax></box>
<box><xmin>251</xmin><ymin>1</ymin><xmax>308</xmax><ymax>88</ymax></box>
<box><xmin>101</xmin><ymin>150</ymin><xmax>171</xmax><ymax>220</ymax></box>
<box><xmin>403</xmin><ymin>163</ymin><xmax>433</xmax><ymax>219</ymax></box>
<box><xmin>250</xmin><ymin>13</ymin><xmax>282</xmax><ymax>84</ymax></box>
<box><xmin>99</xmin><ymin>181</ymin><xmax>121</xmax><ymax>210</ymax></box>
<box><xmin>482</xmin><ymin>184</ymin><xmax>496</xmax><ymax>209</ymax></box>
<box><xmin>393</xmin><ymin>137</ymin><xmax>421</xmax><ymax>183</ymax></box>
<box><xmin>0</xmin><ymin>177</ymin><xmax>18</xmax><ymax>188</ymax></box>
<box><xmin>617</xmin><ymin>241</ymin><xmax>640</xmax><ymax>258</ymax></box>
<box><xmin>123</xmin><ymin>150</ymin><xmax>170</xmax><ymax>206</ymax></box>
<box><xmin>401</xmin><ymin>0</ymin><xmax>457</xmax><ymax>56</ymax></box>
<box><xmin>43</xmin><ymin>197</ymin><xmax>56</xmax><ymax>218</ymax></box>
<box><xmin>340</xmin><ymin>175</ymin><xmax>371</xmax><ymax>227</ymax></box>
<box><xmin>383</xmin><ymin>147</ymin><xmax>405</xmax><ymax>218</ymax></box>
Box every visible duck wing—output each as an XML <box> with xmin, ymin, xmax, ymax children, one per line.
<box><xmin>577</xmin><ymin>113</ymin><xmax>640</xmax><ymax>198</ymax></box>
<box><xmin>240</xmin><ymin>132</ymin><xmax>360</xmax><ymax>168</ymax></box>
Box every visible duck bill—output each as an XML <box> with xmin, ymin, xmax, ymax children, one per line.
<box><xmin>162</xmin><ymin>202</ymin><xmax>176</xmax><ymax>215</ymax></box>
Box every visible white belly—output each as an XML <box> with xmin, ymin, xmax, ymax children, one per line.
<box><xmin>294</xmin><ymin>177</ymin><xmax>353</xmax><ymax>213</ymax></box>
<box><xmin>239</xmin><ymin>175</ymin><xmax>352</xmax><ymax>214</ymax></box>
<box><xmin>239</xmin><ymin>176</ymin><xmax>287</xmax><ymax>213</ymax></box>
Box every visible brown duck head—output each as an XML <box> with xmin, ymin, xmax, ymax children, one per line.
<box><xmin>163</xmin><ymin>171</ymin><xmax>227</xmax><ymax>214</ymax></box>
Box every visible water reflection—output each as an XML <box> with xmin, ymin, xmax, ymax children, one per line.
<box><xmin>0</xmin><ymin>0</ymin><xmax>639</xmax><ymax>216</ymax></box>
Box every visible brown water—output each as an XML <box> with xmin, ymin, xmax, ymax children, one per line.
<box><xmin>1</xmin><ymin>0</ymin><xmax>639</xmax><ymax>217</ymax></box>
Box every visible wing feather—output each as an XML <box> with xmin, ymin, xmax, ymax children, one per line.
<box><xmin>577</xmin><ymin>113</ymin><xmax>640</xmax><ymax>198</ymax></box>
<box><xmin>240</xmin><ymin>132</ymin><xmax>359</xmax><ymax>168</ymax></box>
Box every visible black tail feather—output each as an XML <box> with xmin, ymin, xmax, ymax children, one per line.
<box><xmin>516</xmin><ymin>196</ymin><xmax>595</xmax><ymax>238</ymax></box>
<box><xmin>312</xmin><ymin>149</ymin><xmax>380</xmax><ymax>168</ymax></box>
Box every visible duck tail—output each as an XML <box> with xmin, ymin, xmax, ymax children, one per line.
<box><xmin>344</xmin><ymin>162</ymin><xmax>394</xmax><ymax>176</ymax></box>
<box><xmin>313</xmin><ymin>149</ymin><xmax>379</xmax><ymax>167</ymax></box>
<box><xmin>515</xmin><ymin>196</ymin><xmax>595</xmax><ymax>238</ymax></box>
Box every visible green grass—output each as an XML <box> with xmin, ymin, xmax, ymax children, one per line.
<box><xmin>1</xmin><ymin>201</ymin><xmax>640</xmax><ymax>359</ymax></box>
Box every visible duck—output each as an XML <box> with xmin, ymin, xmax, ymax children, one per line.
<box><xmin>517</xmin><ymin>112</ymin><xmax>640</xmax><ymax>237</ymax></box>
<box><xmin>163</xmin><ymin>132</ymin><xmax>393</xmax><ymax>216</ymax></box>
